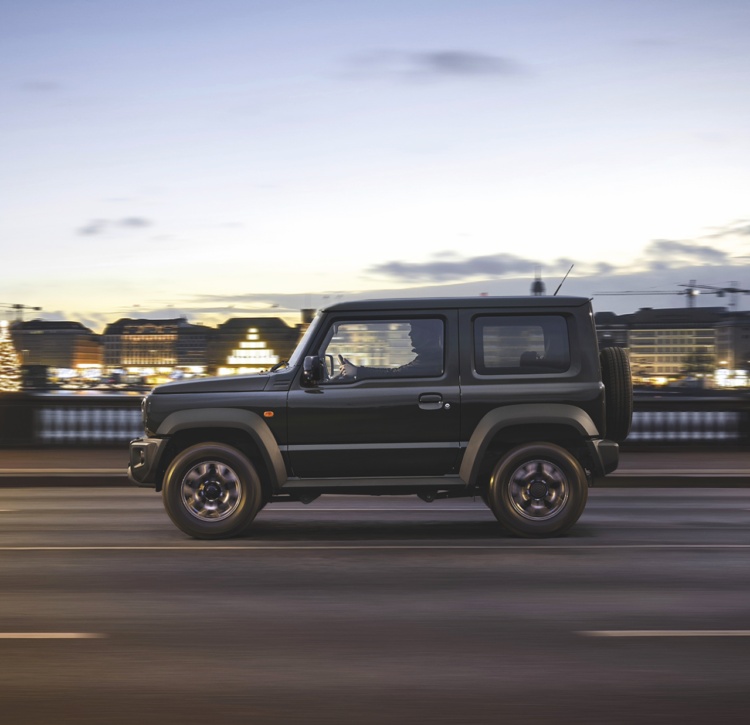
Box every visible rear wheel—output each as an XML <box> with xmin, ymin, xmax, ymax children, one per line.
<box><xmin>487</xmin><ymin>443</ymin><xmax>588</xmax><ymax>538</ymax></box>
<box><xmin>162</xmin><ymin>443</ymin><xmax>264</xmax><ymax>539</ymax></box>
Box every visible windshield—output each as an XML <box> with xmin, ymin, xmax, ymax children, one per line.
<box><xmin>286</xmin><ymin>313</ymin><xmax>323</xmax><ymax>369</ymax></box>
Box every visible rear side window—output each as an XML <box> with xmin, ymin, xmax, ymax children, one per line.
<box><xmin>475</xmin><ymin>315</ymin><xmax>570</xmax><ymax>375</ymax></box>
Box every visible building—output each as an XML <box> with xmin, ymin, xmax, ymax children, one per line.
<box><xmin>10</xmin><ymin>320</ymin><xmax>102</xmax><ymax>387</ymax></box>
<box><xmin>209</xmin><ymin>316</ymin><xmax>308</xmax><ymax>375</ymax></box>
<box><xmin>102</xmin><ymin>317</ymin><xmax>213</xmax><ymax>383</ymax></box>
<box><xmin>595</xmin><ymin>307</ymin><xmax>726</xmax><ymax>384</ymax></box>
<box><xmin>715</xmin><ymin>313</ymin><xmax>750</xmax><ymax>370</ymax></box>
<box><xmin>713</xmin><ymin>312</ymin><xmax>750</xmax><ymax>386</ymax></box>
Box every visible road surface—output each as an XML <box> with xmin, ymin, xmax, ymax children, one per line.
<box><xmin>1</xmin><ymin>486</ymin><xmax>750</xmax><ymax>724</ymax></box>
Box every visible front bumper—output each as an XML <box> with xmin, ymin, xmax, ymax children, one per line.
<box><xmin>128</xmin><ymin>437</ymin><xmax>168</xmax><ymax>488</ymax></box>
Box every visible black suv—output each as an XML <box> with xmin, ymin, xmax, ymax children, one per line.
<box><xmin>129</xmin><ymin>296</ymin><xmax>632</xmax><ymax>539</ymax></box>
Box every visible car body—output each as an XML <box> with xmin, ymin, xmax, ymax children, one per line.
<box><xmin>129</xmin><ymin>296</ymin><xmax>632</xmax><ymax>539</ymax></box>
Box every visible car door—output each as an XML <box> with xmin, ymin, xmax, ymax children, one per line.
<box><xmin>286</xmin><ymin>312</ymin><xmax>460</xmax><ymax>478</ymax></box>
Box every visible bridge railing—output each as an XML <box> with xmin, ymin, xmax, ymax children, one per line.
<box><xmin>626</xmin><ymin>394</ymin><xmax>750</xmax><ymax>447</ymax></box>
<box><xmin>0</xmin><ymin>393</ymin><xmax>142</xmax><ymax>447</ymax></box>
<box><xmin>0</xmin><ymin>392</ymin><xmax>749</xmax><ymax>448</ymax></box>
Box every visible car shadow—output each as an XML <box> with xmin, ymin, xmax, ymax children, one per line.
<box><xmin>246</xmin><ymin>518</ymin><xmax>506</xmax><ymax>541</ymax></box>
<box><xmin>241</xmin><ymin>515</ymin><xmax>593</xmax><ymax>542</ymax></box>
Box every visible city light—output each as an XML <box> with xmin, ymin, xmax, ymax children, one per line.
<box><xmin>0</xmin><ymin>320</ymin><xmax>22</xmax><ymax>392</ymax></box>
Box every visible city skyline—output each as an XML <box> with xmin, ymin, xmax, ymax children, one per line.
<box><xmin>4</xmin><ymin>280</ymin><xmax>749</xmax><ymax>337</ymax></box>
<box><xmin>3</xmin><ymin>0</ymin><xmax>750</xmax><ymax>331</ymax></box>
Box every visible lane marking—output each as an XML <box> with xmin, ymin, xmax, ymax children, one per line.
<box><xmin>612</xmin><ymin>469</ymin><xmax>750</xmax><ymax>477</ymax></box>
<box><xmin>0</xmin><ymin>633</ymin><xmax>106</xmax><ymax>639</ymax></box>
<box><xmin>263</xmin><ymin>508</ymin><xmax>489</xmax><ymax>512</ymax></box>
<box><xmin>580</xmin><ymin>630</ymin><xmax>750</xmax><ymax>638</ymax></box>
<box><xmin>1</xmin><ymin>544</ymin><xmax>750</xmax><ymax>552</ymax></box>
<box><xmin>0</xmin><ymin>469</ymin><xmax>123</xmax><ymax>477</ymax></box>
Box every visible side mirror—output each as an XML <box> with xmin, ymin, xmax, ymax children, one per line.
<box><xmin>302</xmin><ymin>355</ymin><xmax>325</xmax><ymax>386</ymax></box>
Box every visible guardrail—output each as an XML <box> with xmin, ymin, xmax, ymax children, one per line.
<box><xmin>0</xmin><ymin>392</ymin><xmax>749</xmax><ymax>448</ymax></box>
<box><xmin>0</xmin><ymin>393</ymin><xmax>142</xmax><ymax>447</ymax></box>
<box><xmin>627</xmin><ymin>394</ymin><xmax>750</xmax><ymax>446</ymax></box>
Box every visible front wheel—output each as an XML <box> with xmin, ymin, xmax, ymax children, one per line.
<box><xmin>162</xmin><ymin>443</ymin><xmax>264</xmax><ymax>539</ymax></box>
<box><xmin>487</xmin><ymin>443</ymin><xmax>588</xmax><ymax>538</ymax></box>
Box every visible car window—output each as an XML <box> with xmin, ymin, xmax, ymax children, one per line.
<box><xmin>319</xmin><ymin>318</ymin><xmax>444</xmax><ymax>381</ymax></box>
<box><xmin>475</xmin><ymin>315</ymin><xmax>570</xmax><ymax>375</ymax></box>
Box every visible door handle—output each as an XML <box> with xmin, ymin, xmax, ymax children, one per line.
<box><xmin>418</xmin><ymin>393</ymin><xmax>444</xmax><ymax>410</ymax></box>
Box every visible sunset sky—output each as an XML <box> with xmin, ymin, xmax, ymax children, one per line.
<box><xmin>2</xmin><ymin>0</ymin><xmax>750</xmax><ymax>330</ymax></box>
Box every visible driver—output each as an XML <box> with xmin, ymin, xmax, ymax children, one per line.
<box><xmin>337</xmin><ymin>319</ymin><xmax>443</xmax><ymax>380</ymax></box>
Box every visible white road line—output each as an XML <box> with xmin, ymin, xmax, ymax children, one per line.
<box><xmin>612</xmin><ymin>470</ymin><xmax>750</xmax><ymax>477</ymax></box>
<box><xmin>580</xmin><ymin>630</ymin><xmax>750</xmax><ymax>638</ymax></box>
<box><xmin>0</xmin><ymin>469</ymin><xmax>123</xmax><ymax>477</ymax></box>
<box><xmin>1</xmin><ymin>544</ymin><xmax>750</xmax><ymax>552</ymax></box>
<box><xmin>0</xmin><ymin>633</ymin><xmax>105</xmax><ymax>639</ymax></box>
<box><xmin>263</xmin><ymin>508</ymin><xmax>489</xmax><ymax>512</ymax></box>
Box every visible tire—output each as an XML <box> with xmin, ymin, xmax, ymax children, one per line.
<box><xmin>487</xmin><ymin>443</ymin><xmax>588</xmax><ymax>538</ymax></box>
<box><xmin>162</xmin><ymin>443</ymin><xmax>264</xmax><ymax>539</ymax></box>
<box><xmin>600</xmin><ymin>346</ymin><xmax>633</xmax><ymax>443</ymax></box>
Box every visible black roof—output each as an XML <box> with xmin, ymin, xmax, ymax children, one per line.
<box><xmin>102</xmin><ymin>317</ymin><xmax>210</xmax><ymax>335</ymax></box>
<box><xmin>619</xmin><ymin>307</ymin><xmax>727</xmax><ymax>326</ymax></box>
<box><xmin>13</xmin><ymin>320</ymin><xmax>95</xmax><ymax>333</ymax></box>
<box><xmin>323</xmin><ymin>296</ymin><xmax>591</xmax><ymax>313</ymax></box>
<box><xmin>217</xmin><ymin>317</ymin><xmax>296</xmax><ymax>332</ymax></box>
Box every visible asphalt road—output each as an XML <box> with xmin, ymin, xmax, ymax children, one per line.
<box><xmin>0</xmin><ymin>447</ymin><xmax>749</xmax><ymax>487</ymax></box>
<box><xmin>1</xmin><ymin>487</ymin><xmax>750</xmax><ymax>724</ymax></box>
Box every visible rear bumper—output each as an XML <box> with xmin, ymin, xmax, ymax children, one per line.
<box><xmin>127</xmin><ymin>437</ymin><xmax>167</xmax><ymax>488</ymax></box>
<box><xmin>587</xmin><ymin>438</ymin><xmax>619</xmax><ymax>477</ymax></box>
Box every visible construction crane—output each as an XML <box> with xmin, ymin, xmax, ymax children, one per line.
<box><xmin>0</xmin><ymin>303</ymin><xmax>42</xmax><ymax>321</ymax></box>
<box><xmin>594</xmin><ymin>280</ymin><xmax>702</xmax><ymax>308</ymax></box>
<box><xmin>678</xmin><ymin>281</ymin><xmax>750</xmax><ymax>309</ymax></box>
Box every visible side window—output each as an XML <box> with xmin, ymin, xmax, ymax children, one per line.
<box><xmin>319</xmin><ymin>318</ymin><xmax>444</xmax><ymax>381</ymax></box>
<box><xmin>475</xmin><ymin>315</ymin><xmax>570</xmax><ymax>375</ymax></box>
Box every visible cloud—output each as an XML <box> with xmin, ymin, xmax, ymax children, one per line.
<box><xmin>349</xmin><ymin>49</ymin><xmax>524</xmax><ymax>81</ymax></box>
<box><xmin>411</xmin><ymin>51</ymin><xmax>521</xmax><ymax>77</ymax></box>
<box><xmin>641</xmin><ymin>239</ymin><xmax>730</xmax><ymax>265</ymax></box>
<box><xmin>119</xmin><ymin>217</ymin><xmax>151</xmax><ymax>228</ymax></box>
<box><xmin>704</xmin><ymin>219</ymin><xmax>750</xmax><ymax>240</ymax></box>
<box><xmin>366</xmin><ymin>232</ymin><xmax>737</xmax><ymax>288</ymax></box>
<box><xmin>369</xmin><ymin>251</ymin><xmax>542</xmax><ymax>282</ymax></box>
<box><xmin>77</xmin><ymin>217</ymin><xmax>154</xmax><ymax>236</ymax></box>
<box><xmin>78</xmin><ymin>219</ymin><xmax>108</xmax><ymax>236</ymax></box>
<box><xmin>595</xmin><ymin>262</ymin><xmax>616</xmax><ymax>275</ymax></box>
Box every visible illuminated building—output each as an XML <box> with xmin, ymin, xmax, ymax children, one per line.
<box><xmin>9</xmin><ymin>320</ymin><xmax>102</xmax><ymax>388</ymax></box>
<box><xmin>714</xmin><ymin>313</ymin><xmax>750</xmax><ymax>386</ymax></box>
<box><xmin>595</xmin><ymin>307</ymin><xmax>724</xmax><ymax>384</ymax></box>
<box><xmin>0</xmin><ymin>320</ymin><xmax>22</xmax><ymax>392</ymax></box>
<box><xmin>209</xmin><ymin>315</ymin><xmax>309</xmax><ymax>375</ymax></box>
<box><xmin>103</xmin><ymin>317</ymin><xmax>211</xmax><ymax>384</ymax></box>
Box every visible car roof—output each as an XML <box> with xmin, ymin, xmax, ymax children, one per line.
<box><xmin>322</xmin><ymin>296</ymin><xmax>591</xmax><ymax>313</ymax></box>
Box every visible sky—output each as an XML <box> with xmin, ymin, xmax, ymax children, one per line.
<box><xmin>2</xmin><ymin>0</ymin><xmax>750</xmax><ymax>331</ymax></box>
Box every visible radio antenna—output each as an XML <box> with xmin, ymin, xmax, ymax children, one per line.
<box><xmin>553</xmin><ymin>264</ymin><xmax>574</xmax><ymax>296</ymax></box>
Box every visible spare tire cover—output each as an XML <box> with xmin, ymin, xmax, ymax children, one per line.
<box><xmin>600</xmin><ymin>346</ymin><xmax>633</xmax><ymax>443</ymax></box>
